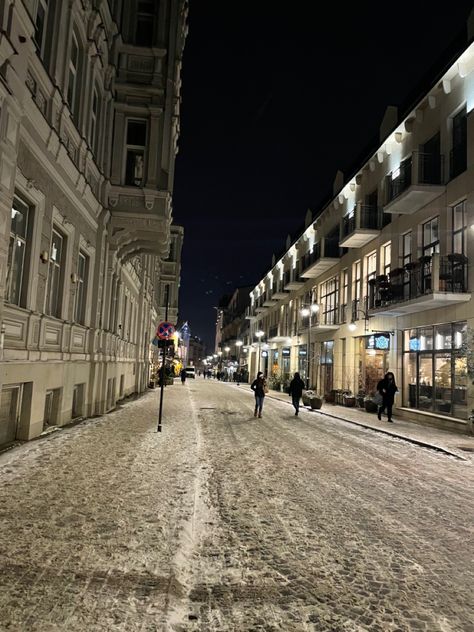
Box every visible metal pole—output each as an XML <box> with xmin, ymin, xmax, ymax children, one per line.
<box><xmin>257</xmin><ymin>341</ymin><xmax>261</xmax><ymax>375</ymax></box>
<box><xmin>307</xmin><ymin>312</ymin><xmax>311</xmax><ymax>390</ymax></box>
<box><xmin>157</xmin><ymin>284</ymin><xmax>169</xmax><ymax>433</ymax></box>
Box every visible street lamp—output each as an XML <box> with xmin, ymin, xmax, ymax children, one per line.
<box><xmin>300</xmin><ymin>303</ymin><xmax>319</xmax><ymax>390</ymax></box>
<box><xmin>348</xmin><ymin>306</ymin><xmax>372</xmax><ymax>332</ymax></box>
<box><xmin>255</xmin><ymin>330</ymin><xmax>264</xmax><ymax>375</ymax></box>
<box><xmin>235</xmin><ymin>340</ymin><xmax>243</xmax><ymax>378</ymax></box>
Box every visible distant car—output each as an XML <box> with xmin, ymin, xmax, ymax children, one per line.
<box><xmin>184</xmin><ymin>367</ymin><xmax>195</xmax><ymax>378</ymax></box>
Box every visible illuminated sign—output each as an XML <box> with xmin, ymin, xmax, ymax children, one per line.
<box><xmin>282</xmin><ymin>347</ymin><xmax>291</xmax><ymax>357</ymax></box>
<box><xmin>409</xmin><ymin>337</ymin><xmax>420</xmax><ymax>351</ymax></box>
<box><xmin>366</xmin><ymin>333</ymin><xmax>390</xmax><ymax>351</ymax></box>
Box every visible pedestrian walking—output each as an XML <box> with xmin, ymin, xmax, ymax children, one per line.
<box><xmin>180</xmin><ymin>368</ymin><xmax>187</xmax><ymax>385</ymax></box>
<box><xmin>251</xmin><ymin>371</ymin><xmax>267</xmax><ymax>418</ymax></box>
<box><xmin>288</xmin><ymin>372</ymin><xmax>305</xmax><ymax>416</ymax></box>
<box><xmin>376</xmin><ymin>371</ymin><xmax>398</xmax><ymax>423</ymax></box>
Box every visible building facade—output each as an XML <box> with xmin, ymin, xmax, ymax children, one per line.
<box><xmin>0</xmin><ymin>0</ymin><xmax>187</xmax><ymax>447</ymax></box>
<box><xmin>246</xmin><ymin>23</ymin><xmax>474</xmax><ymax>433</ymax></box>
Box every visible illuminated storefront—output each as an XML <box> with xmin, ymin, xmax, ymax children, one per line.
<box><xmin>356</xmin><ymin>333</ymin><xmax>391</xmax><ymax>395</ymax></box>
<box><xmin>403</xmin><ymin>322</ymin><xmax>467</xmax><ymax>419</ymax></box>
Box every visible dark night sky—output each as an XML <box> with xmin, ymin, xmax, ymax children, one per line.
<box><xmin>173</xmin><ymin>2</ymin><xmax>474</xmax><ymax>349</ymax></box>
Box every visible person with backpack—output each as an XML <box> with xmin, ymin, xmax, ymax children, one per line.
<box><xmin>288</xmin><ymin>372</ymin><xmax>305</xmax><ymax>416</ymax></box>
<box><xmin>251</xmin><ymin>371</ymin><xmax>267</xmax><ymax>418</ymax></box>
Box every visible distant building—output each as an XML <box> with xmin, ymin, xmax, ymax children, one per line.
<box><xmin>188</xmin><ymin>336</ymin><xmax>206</xmax><ymax>368</ymax></box>
<box><xmin>0</xmin><ymin>1</ymin><xmax>188</xmax><ymax>447</ymax></box>
<box><xmin>156</xmin><ymin>225</ymin><xmax>184</xmax><ymax>326</ymax></box>
<box><xmin>215</xmin><ymin>286</ymin><xmax>252</xmax><ymax>358</ymax></box>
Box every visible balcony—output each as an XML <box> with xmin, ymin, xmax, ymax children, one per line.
<box><xmin>263</xmin><ymin>291</ymin><xmax>277</xmax><ymax>307</ymax></box>
<box><xmin>367</xmin><ymin>253</ymin><xmax>470</xmax><ymax>316</ymax></box>
<box><xmin>300</xmin><ymin>306</ymin><xmax>342</xmax><ymax>333</ymax></box>
<box><xmin>284</xmin><ymin>269</ymin><xmax>305</xmax><ymax>291</ymax></box>
<box><xmin>245</xmin><ymin>306</ymin><xmax>257</xmax><ymax>321</ymax></box>
<box><xmin>271</xmin><ymin>282</ymin><xmax>289</xmax><ymax>300</ymax></box>
<box><xmin>383</xmin><ymin>152</ymin><xmax>445</xmax><ymax>215</ymax></box>
<box><xmin>268</xmin><ymin>325</ymin><xmax>289</xmax><ymax>343</ymax></box>
<box><xmin>301</xmin><ymin>238</ymin><xmax>339</xmax><ymax>278</ymax></box>
<box><xmin>340</xmin><ymin>203</ymin><xmax>381</xmax><ymax>248</ymax></box>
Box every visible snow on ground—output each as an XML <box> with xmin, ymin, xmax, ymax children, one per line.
<box><xmin>0</xmin><ymin>379</ymin><xmax>473</xmax><ymax>632</ymax></box>
<box><xmin>0</xmin><ymin>384</ymin><xmax>204</xmax><ymax>631</ymax></box>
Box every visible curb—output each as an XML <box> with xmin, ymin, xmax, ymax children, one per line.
<box><xmin>263</xmin><ymin>392</ymin><xmax>468</xmax><ymax>462</ymax></box>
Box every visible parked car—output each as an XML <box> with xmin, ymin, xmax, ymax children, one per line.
<box><xmin>184</xmin><ymin>367</ymin><xmax>196</xmax><ymax>378</ymax></box>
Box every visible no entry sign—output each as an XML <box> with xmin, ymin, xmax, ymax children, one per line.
<box><xmin>157</xmin><ymin>321</ymin><xmax>175</xmax><ymax>340</ymax></box>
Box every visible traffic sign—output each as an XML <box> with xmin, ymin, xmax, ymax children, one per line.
<box><xmin>157</xmin><ymin>321</ymin><xmax>175</xmax><ymax>340</ymax></box>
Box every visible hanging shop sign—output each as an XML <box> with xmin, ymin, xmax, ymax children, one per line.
<box><xmin>366</xmin><ymin>333</ymin><xmax>390</xmax><ymax>351</ymax></box>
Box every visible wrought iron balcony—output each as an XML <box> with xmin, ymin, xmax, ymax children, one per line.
<box><xmin>383</xmin><ymin>151</ymin><xmax>445</xmax><ymax>214</ymax></box>
<box><xmin>367</xmin><ymin>253</ymin><xmax>470</xmax><ymax>315</ymax></box>
<box><xmin>340</xmin><ymin>204</ymin><xmax>381</xmax><ymax>248</ymax></box>
<box><xmin>271</xmin><ymin>282</ymin><xmax>289</xmax><ymax>299</ymax></box>
<box><xmin>301</xmin><ymin>238</ymin><xmax>339</xmax><ymax>278</ymax></box>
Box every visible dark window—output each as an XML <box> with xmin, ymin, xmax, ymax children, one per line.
<box><xmin>450</xmin><ymin>107</ymin><xmax>467</xmax><ymax>179</ymax></box>
<box><xmin>46</xmin><ymin>228</ymin><xmax>65</xmax><ymax>318</ymax></box>
<box><xmin>74</xmin><ymin>251</ymin><xmax>89</xmax><ymax>324</ymax></box>
<box><xmin>6</xmin><ymin>196</ymin><xmax>31</xmax><ymax>307</ymax></box>
<box><xmin>125</xmin><ymin>120</ymin><xmax>147</xmax><ymax>186</ymax></box>
<box><xmin>452</xmin><ymin>201</ymin><xmax>467</xmax><ymax>255</ymax></box>
<box><xmin>34</xmin><ymin>0</ymin><xmax>49</xmax><ymax>57</ymax></box>
<box><xmin>136</xmin><ymin>1</ymin><xmax>155</xmax><ymax>46</ymax></box>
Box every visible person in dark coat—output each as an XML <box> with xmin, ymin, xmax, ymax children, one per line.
<box><xmin>180</xmin><ymin>368</ymin><xmax>187</xmax><ymax>385</ymax></box>
<box><xmin>250</xmin><ymin>371</ymin><xmax>267</xmax><ymax>418</ymax></box>
<box><xmin>288</xmin><ymin>372</ymin><xmax>305</xmax><ymax>416</ymax></box>
<box><xmin>377</xmin><ymin>371</ymin><xmax>398</xmax><ymax>422</ymax></box>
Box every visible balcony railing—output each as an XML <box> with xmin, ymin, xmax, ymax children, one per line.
<box><xmin>386</xmin><ymin>152</ymin><xmax>444</xmax><ymax>204</ymax></box>
<box><xmin>367</xmin><ymin>253</ymin><xmax>469</xmax><ymax>310</ymax></box>
<box><xmin>341</xmin><ymin>204</ymin><xmax>379</xmax><ymax>239</ymax></box>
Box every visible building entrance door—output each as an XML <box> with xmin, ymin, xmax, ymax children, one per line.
<box><xmin>0</xmin><ymin>386</ymin><xmax>21</xmax><ymax>447</ymax></box>
<box><xmin>357</xmin><ymin>338</ymin><xmax>388</xmax><ymax>395</ymax></box>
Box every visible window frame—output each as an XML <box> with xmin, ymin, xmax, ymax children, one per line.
<box><xmin>124</xmin><ymin>118</ymin><xmax>148</xmax><ymax>186</ymax></box>
<box><xmin>45</xmin><ymin>227</ymin><xmax>66</xmax><ymax>319</ymax></box>
<box><xmin>74</xmin><ymin>251</ymin><xmax>89</xmax><ymax>324</ymax></box>
<box><xmin>6</xmin><ymin>196</ymin><xmax>32</xmax><ymax>307</ymax></box>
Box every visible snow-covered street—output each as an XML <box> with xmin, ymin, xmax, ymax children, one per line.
<box><xmin>0</xmin><ymin>379</ymin><xmax>473</xmax><ymax>631</ymax></box>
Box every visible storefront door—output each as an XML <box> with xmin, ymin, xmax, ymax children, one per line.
<box><xmin>0</xmin><ymin>386</ymin><xmax>21</xmax><ymax>447</ymax></box>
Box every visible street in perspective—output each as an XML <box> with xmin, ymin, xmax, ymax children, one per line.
<box><xmin>0</xmin><ymin>379</ymin><xmax>473</xmax><ymax>631</ymax></box>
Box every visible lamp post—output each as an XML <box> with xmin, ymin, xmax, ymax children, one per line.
<box><xmin>300</xmin><ymin>303</ymin><xmax>319</xmax><ymax>390</ymax></box>
<box><xmin>255</xmin><ymin>330</ymin><xmax>264</xmax><ymax>375</ymax></box>
<box><xmin>235</xmin><ymin>340</ymin><xmax>243</xmax><ymax>382</ymax></box>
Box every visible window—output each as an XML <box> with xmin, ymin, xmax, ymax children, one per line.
<box><xmin>452</xmin><ymin>201</ymin><xmax>467</xmax><ymax>255</ymax></box>
<box><xmin>320</xmin><ymin>276</ymin><xmax>339</xmax><ymax>325</ymax></box>
<box><xmin>352</xmin><ymin>260</ymin><xmax>361</xmax><ymax>320</ymax></box>
<box><xmin>382</xmin><ymin>243</ymin><xmax>391</xmax><ymax>277</ymax></box>
<box><xmin>34</xmin><ymin>0</ymin><xmax>49</xmax><ymax>58</ymax></box>
<box><xmin>46</xmin><ymin>228</ymin><xmax>65</xmax><ymax>318</ymax></box>
<box><xmin>365</xmin><ymin>251</ymin><xmax>377</xmax><ymax>295</ymax></box>
<box><xmin>90</xmin><ymin>87</ymin><xmax>99</xmax><ymax>155</ymax></box>
<box><xmin>403</xmin><ymin>323</ymin><xmax>467</xmax><ymax>419</ymax></box>
<box><xmin>450</xmin><ymin>107</ymin><xmax>467</xmax><ymax>179</ymax></box>
<box><xmin>402</xmin><ymin>232</ymin><xmax>411</xmax><ymax>267</ymax></box>
<box><xmin>422</xmin><ymin>217</ymin><xmax>439</xmax><ymax>256</ymax></box>
<box><xmin>125</xmin><ymin>119</ymin><xmax>147</xmax><ymax>186</ymax></box>
<box><xmin>74</xmin><ymin>251</ymin><xmax>89</xmax><ymax>324</ymax></box>
<box><xmin>6</xmin><ymin>197</ymin><xmax>31</xmax><ymax>307</ymax></box>
<box><xmin>67</xmin><ymin>32</ymin><xmax>80</xmax><ymax>118</ymax></box>
<box><xmin>340</xmin><ymin>269</ymin><xmax>348</xmax><ymax>322</ymax></box>
<box><xmin>136</xmin><ymin>1</ymin><xmax>155</xmax><ymax>46</ymax></box>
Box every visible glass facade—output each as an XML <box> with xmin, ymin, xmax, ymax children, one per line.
<box><xmin>403</xmin><ymin>322</ymin><xmax>467</xmax><ymax>419</ymax></box>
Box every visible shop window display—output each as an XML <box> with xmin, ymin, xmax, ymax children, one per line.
<box><xmin>403</xmin><ymin>322</ymin><xmax>467</xmax><ymax>419</ymax></box>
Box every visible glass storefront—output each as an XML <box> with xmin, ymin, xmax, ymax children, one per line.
<box><xmin>403</xmin><ymin>322</ymin><xmax>467</xmax><ymax>419</ymax></box>
<box><xmin>281</xmin><ymin>347</ymin><xmax>291</xmax><ymax>382</ymax></box>
<box><xmin>356</xmin><ymin>335</ymin><xmax>389</xmax><ymax>395</ymax></box>
<box><xmin>318</xmin><ymin>341</ymin><xmax>334</xmax><ymax>396</ymax></box>
<box><xmin>298</xmin><ymin>345</ymin><xmax>307</xmax><ymax>380</ymax></box>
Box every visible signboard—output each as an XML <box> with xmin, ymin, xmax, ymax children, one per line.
<box><xmin>157</xmin><ymin>321</ymin><xmax>175</xmax><ymax>340</ymax></box>
<box><xmin>282</xmin><ymin>347</ymin><xmax>291</xmax><ymax>357</ymax></box>
<box><xmin>366</xmin><ymin>333</ymin><xmax>390</xmax><ymax>351</ymax></box>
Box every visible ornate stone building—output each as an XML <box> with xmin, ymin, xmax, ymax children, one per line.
<box><xmin>0</xmin><ymin>0</ymin><xmax>187</xmax><ymax>447</ymax></box>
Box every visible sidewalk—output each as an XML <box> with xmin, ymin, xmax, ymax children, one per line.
<box><xmin>227</xmin><ymin>382</ymin><xmax>474</xmax><ymax>462</ymax></box>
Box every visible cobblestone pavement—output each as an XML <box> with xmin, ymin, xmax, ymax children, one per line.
<box><xmin>0</xmin><ymin>380</ymin><xmax>473</xmax><ymax>632</ymax></box>
<box><xmin>184</xmin><ymin>380</ymin><xmax>474</xmax><ymax>632</ymax></box>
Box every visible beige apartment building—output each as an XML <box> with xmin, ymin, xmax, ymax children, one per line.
<box><xmin>0</xmin><ymin>1</ymin><xmax>187</xmax><ymax>447</ymax></box>
<box><xmin>246</xmin><ymin>21</ymin><xmax>474</xmax><ymax>433</ymax></box>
